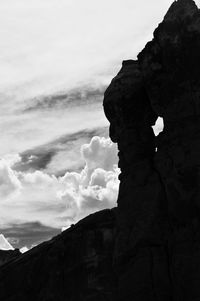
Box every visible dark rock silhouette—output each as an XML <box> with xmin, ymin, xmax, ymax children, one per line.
<box><xmin>138</xmin><ymin>1</ymin><xmax>200</xmax><ymax>299</ymax></box>
<box><xmin>0</xmin><ymin>249</ymin><xmax>21</xmax><ymax>267</ymax></box>
<box><xmin>104</xmin><ymin>59</ymin><xmax>170</xmax><ymax>300</ymax></box>
<box><xmin>104</xmin><ymin>0</ymin><xmax>200</xmax><ymax>299</ymax></box>
<box><xmin>0</xmin><ymin>0</ymin><xmax>200</xmax><ymax>300</ymax></box>
<box><xmin>0</xmin><ymin>210</ymin><xmax>116</xmax><ymax>301</ymax></box>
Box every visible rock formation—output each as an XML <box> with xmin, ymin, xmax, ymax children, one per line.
<box><xmin>0</xmin><ymin>249</ymin><xmax>21</xmax><ymax>267</ymax></box>
<box><xmin>104</xmin><ymin>0</ymin><xmax>200</xmax><ymax>300</ymax></box>
<box><xmin>0</xmin><ymin>210</ymin><xmax>116</xmax><ymax>301</ymax></box>
<box><xmin>143</xmin><ymin>1</ymin><xmax>200</xmax><ymax>299</ymax></box>
<box><xmin>104</xmin><ymin>60</ymin><xmax>170</xmax><ymax>300</ymax></box>
<box><xmin>0</xmin><ymin>0</ymin><xmax>200</xmax><ymax>300</ymax></box>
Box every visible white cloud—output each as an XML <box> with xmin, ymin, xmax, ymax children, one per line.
<box><xmin>0</xmin><ymin>159</ymin><xmax>21</xmax><ymax>199</ymax></box>
<box><xmin>57</xmin><ymin>136</ymin><xmax>119</xmax><ymax>224</ymax></box>
<box><xmin>82</xmin><ymin>136</ymin><xmax>117</xmax><ymax>171</ymax></box>
<box><xmin>20</xmin><ymin>246</ymin><xmax>29</xmax><ymax>253</ymax></box>
<box><xmin>0</xmin><ymin>136</ymin><xmax>119</xmax><ymax>229</ymax></box>
<box><xmin>0</xmin><ymin>0</ymin><xmax>175</xmax><ymax>99</ymax></box>
<box><xmin>1</xmin><ymin>154</ymin><xmax>21</xmax><ymax>167</ymax></box>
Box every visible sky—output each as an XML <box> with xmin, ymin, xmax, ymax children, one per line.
<box><xmin>1</xmin><ymin>0</ymin><xmax>198</xmax><ymax>250</ymax></box>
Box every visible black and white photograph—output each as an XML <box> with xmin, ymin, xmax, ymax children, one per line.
<box><xmin>0</xmin><ymin>0</ymin><xmax>200</xmax><ymax>300</ymax></box>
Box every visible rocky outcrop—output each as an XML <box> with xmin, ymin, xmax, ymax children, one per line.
<box><xmin>103</xmin><ymin>0</ymin><xmax>200</xmax><ymax>300</ymax></box>
<box><xmin>104</xmin><ymin>58</ymin><xmax>170</xmax><ymax>301</ymax></box>
<box><xmin>139</xmin><ymin>1</ymin><xmax>200</xmax><ymax>299</ymax></box>
<box><xmin>138</xmin><ymin>0</ymin><xmax>200</xmax><ymax>225</ymax></box>
<box><xmin>0</xmin><ymin>209</ymin><xmax>116</xmax><ymax>301</ymax></box>
<box><xmin>138</xmin><ymin>0</ymin><xmax>200</xmax><ymax>122</ymax></box>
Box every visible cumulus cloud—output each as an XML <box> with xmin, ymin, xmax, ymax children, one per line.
<box><xmin>59</xmin><ymin>137</ymin><xmax>119</xmax><ymax>223</ymax></box>
<box><xmin>0</xmin><ymin>159</ymin><xmax>21</xmax><ymax>199</ymax></box>
<box><xmin>0</xmin><ymin>136</ymin><xmax>119</xmax><ymax>230</ymax></box>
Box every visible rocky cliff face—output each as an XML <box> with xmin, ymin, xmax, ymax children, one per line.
<box><xmin>0</xmin><ymin>0</ymin><xmax>200</xmax><ymax>300</ymax></box>
<box><xmin>140</xmin><ymin>1</ymin><xmax>200</xmax><ymax>299</ymax></box>
<box><xmin>104</xmin><ymin>0</ymin><xmax>200</xmax><ymax>300</ymax></box>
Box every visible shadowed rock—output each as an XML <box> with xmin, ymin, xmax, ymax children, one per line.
<box><xmin>104</xmin><ymin>0</ymin><xmax>200</xmax><ymax>300</ymax></box>
<box><xmin>0</xmin><ymin>210</ymin><xmax>116</xmax><ymax>301</ymax></box>
<box><xmin>0</xmin><ymin>249</ymin><xmax>21</xmax><ymax>267</ymax></box>
<box><xmin>137</xmin><ymin>1</ymin><xmax>200</xmax><ymax>299</ymax></box>
<box><xmin>138</xmin><ymin>0</ymin><xmax>200</xmax><ymax>121</ymax></box>
<box><xmin>104</xmin><ymin>56</ymin><xmax>170</xmax><ymax>301</ymax></box>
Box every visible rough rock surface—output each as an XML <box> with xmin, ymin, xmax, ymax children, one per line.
<box><xmin>1</xmin><ymin>0</ymin><xmax>200</xmax><ymax>300</ymax></box>
<box><xmin>139</xmin><ymin>1</ymin><xmax>200</xmax><ymax>299</ymax></box>
<box><xmin>104</xmin><ymin>58</ymin><xmax>170</xmax><ymax>301</ymax></box>
<box><xmin>138</xmin><ymin>0</ymin><xmax>200</xmax><ymax>122</ymax></box>
<box><xmin>104</xmin><ymin>0</ymin><xmax>200</xmax><ymax>300</ymax></box>
<box><xmin>0</xmin><ymin>249</ymin><xmax>21</xmax><ymax>267</ymax></box>
<box><xmin>0</xmin><ymin>210</ymin><xmax>116</xmax><ymax>301</ymax></box>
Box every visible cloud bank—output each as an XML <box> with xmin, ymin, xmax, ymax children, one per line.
<box><xmin>0</xmin><ymin>136</ymin><xmax>119</xmax><ymax>230</ymax></box>
<box><xmin>14</xmin><ymin>127</ymin><xmax>108</xmax><ymax>176</ymax></box>
<box><xmin>3</xmin><ymin>222</ymin><xmax>60</xmax><ymax>250</ymax></box>
<box><xmin>0</xmin><ymin>0</ymin><xmax>176</xmax><ymax>101</ymax></box>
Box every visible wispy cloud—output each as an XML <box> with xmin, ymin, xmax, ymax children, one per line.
<box><xmin>14</xmin><ymin>127</ymin><xmax>108</xmax><ymax>175</ymax></box>
<box><xmin>0</xmin><ymin>98</ymin><xmax>108</xmax><ymax>156</ymax></box>
<box><xmin>0</xmin><ymin>0</ymin><xmax>177</xmax><ymax>157</ymax></box>
<box><xmin>0</xmin><ymin>0</ymin><xmax>176</xmax><ymax>100</ymax></box>
<box><xmin>22</xmin><ymin>85</ymin><xmax>106</xmax><ymax>112</ymax></box>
